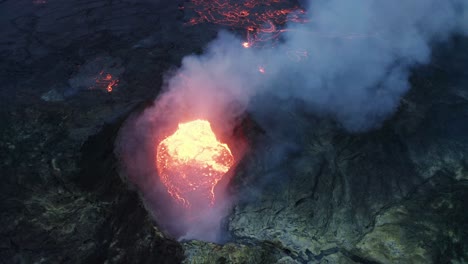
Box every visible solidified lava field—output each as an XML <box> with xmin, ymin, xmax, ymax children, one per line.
<box><xmin>1</xmin><ymin>0</ymin><xmax>468</xmax><ymax>263</ymax></box>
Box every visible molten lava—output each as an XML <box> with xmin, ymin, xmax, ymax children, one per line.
<box><xmin>183</xmin><ymin>0</ymin><xmax>308</xmax><ymax>48</ymax></box>
<box><xmin>156</xmin><ymin>120</ymin><xmax>234</xmax><ymax>207</ymax></box>
<box><xmin>95</xmin><ymin>71</ymin><xmax>119</xmax><ymax>93</ymax></box>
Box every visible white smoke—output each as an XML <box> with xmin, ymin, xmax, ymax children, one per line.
<box><xmin>118</xmin><ymin>0</ymin><xmax>468</xmax><ymax>242</ymax></box>
<box><xmin>168</xmin><ymin>0</ymin><xmax>467</xmax><ymax>131</ymax></box>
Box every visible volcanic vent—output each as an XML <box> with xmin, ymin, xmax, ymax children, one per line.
<box><xmin>156</xmin><ymin>119</ymin><xmax>235</xmax><ymax>208</ymax></box>
<box><xmin>115</xmin><ymin>92</ymin><xmax>247</xmax><ymax>242</ymax></box>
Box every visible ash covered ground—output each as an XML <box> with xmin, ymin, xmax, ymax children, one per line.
<box><xmin>1</xmin><ymin>0</ymin><xmax>468</xmax><ymax>263</ymax></box>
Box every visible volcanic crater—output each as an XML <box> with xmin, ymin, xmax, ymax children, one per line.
<box><xmin>1</xmin><ymin>0</ymin><xmax>467</xmax><ymax>263</ymax></box>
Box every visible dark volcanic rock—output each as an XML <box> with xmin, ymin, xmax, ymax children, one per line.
<box><xmin>0</xmin><ymin>0</ymin><xmax>467</xmax><ymax>263</ymax></box>
<box><xmin>0</xmin><ymin>0</ymin><xmax>217</xmax><ymax>263</ymax></box>
<box><xmin>0</xmin><ymin>101</ymin><xmax>185</xmax><ymax>263</ymax></box>
<box><xmin>79</xmin><ymin>118</ymin><xmax>185</xmax><ymax>263</ymax></box>
<box><xmin>225</xmin><ymin>37</ymin><xmax>468</xmax><ymax>264</ymax></box>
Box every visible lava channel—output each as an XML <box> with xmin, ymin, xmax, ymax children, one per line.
<box><xmin>156</xmin><ymin>119</ymin><xmax>234</xmax><ymax>208</ymax></box>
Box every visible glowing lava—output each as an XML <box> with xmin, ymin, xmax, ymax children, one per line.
<box><xmin>156</xmin><ymin>120</ymin><xmax>234</xmax><ymax>207</ymax></box>
<box><xmin>184</xmin><ymin>0</ymin><xmax>308</xmax><ymax>48</ymax></box>
<box><xmin>95</xmin><ymin>71</ymin><xmax>119</xmax><ymax>93</ymax></box>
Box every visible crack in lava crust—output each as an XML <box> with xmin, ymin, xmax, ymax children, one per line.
<box><xmin>156</xmin><ymin>119</ymin><xmax>234</xmax><ymax>208</ymax></box>
<box><xmin>184</xmin><ymin>0</ymin><xmax>308</xmax><ymax>48</ymax></box>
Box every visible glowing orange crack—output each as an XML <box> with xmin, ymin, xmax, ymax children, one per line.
<box><xmin>156</xmin><ymin>119</ymin><xmax>234</xmax><ymax>207</ymax></box>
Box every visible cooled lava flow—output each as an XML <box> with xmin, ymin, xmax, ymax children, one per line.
<box><xmin>156</xmin><ymin>120</ymin><xmax>234</xmax><ymax>208</ymax></box>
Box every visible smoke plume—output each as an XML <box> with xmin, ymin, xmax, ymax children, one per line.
<box><xmin>117</xmin><ymin>0</ymin><xmax>468</xmax><ymax>242</ymax></box>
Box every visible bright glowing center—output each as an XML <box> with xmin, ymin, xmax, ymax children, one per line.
<box><xmin>156</xmin><ymin>119</ymin><xmax>234</xmax><ymax>207</ymax></box>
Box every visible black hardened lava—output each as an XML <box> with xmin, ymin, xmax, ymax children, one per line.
<box><xmin>79</xmin><ymin>103</ymin><xmax>185</xmax><ymax>263</ymax></box>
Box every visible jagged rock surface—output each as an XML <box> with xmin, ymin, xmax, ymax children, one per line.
<box><xmin>226</xmin><ymin>38</ymin><xmax>468</xmax><ymax>263</ymax></box>
<box><xmin>0</xmin><ymin>0</ymin><xmax>467</xmax><ymax>263</ymax></box>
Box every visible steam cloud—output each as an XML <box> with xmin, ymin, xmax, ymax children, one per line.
<box><xmin>175</xmin><ymin>0</ymin><xmax>468</xmax><ymax>131</ymax></box>
<box><xmin>117</xmin><ymin>0</ymin><xmax>468</xmax><ymax>242</ymax></box>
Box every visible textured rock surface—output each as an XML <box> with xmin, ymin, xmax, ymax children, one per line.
<box><xmin>0</xmin><ymin>0</ymin><xmax>467</xmax><ymax>263</ymax></box>
<box><xmin>226</xmin><ymin>38</ymin><xmax>468</xmax><ymax>263</ymax></box>
<box><xmin>354</xmin><ymin>174</ymin><xmax>468</xmax><ymax>263</ymax></box>
<box><xmin>0</xmin><ymin>0</ymin><xmax>211</xmax><ymax>262</ymax></box>
<box><xmin>182</xmin><ymin>240</ymin><xmax>289</xmax><ymax>264</ymax></box>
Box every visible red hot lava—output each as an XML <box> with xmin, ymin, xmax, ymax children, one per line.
<box><xmin>95</xmin><ymin>71</ymin><xmax>119</xmax><ymax>93</ymax></box>
<box><xmin>156</xmin><ymin>119</ymin><xmax>234</xmax><ymax>208</ymax></box>
<box><xmin>184</xmin><ymin>0</ymin><xmax>308</xmax><ymax>48</ymax></box>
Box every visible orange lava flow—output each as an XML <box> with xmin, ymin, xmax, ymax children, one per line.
<box><xmin>95</xmin><ymin>71</ymin><xmax>119</xmax><ymax>93</ymax></box>
<box><xmin>183</xmin><ymin>0</ymin><xmax>308</xmax><ymax>48</ymax></box>
<box><xmin>156</xmin><ymin>120</ymin><xmax>234</xmax><ymax>207</ymax></box>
